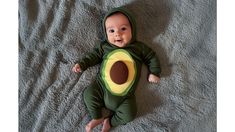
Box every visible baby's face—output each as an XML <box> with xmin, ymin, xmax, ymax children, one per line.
<box><xmin>105</xmin><ymin>13</ymin><xmax>132</xmax><ymax>47</ymax></box>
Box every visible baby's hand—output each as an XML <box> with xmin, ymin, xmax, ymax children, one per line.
<box><xmin>148</xmin><ymin>74</ymin><xmax>160</xmax><ymax>83</ymax></box>
<box><xmin>72</xmin><ymin>64</ymin><xmax>81</xmax><ymax>73</ymax></box>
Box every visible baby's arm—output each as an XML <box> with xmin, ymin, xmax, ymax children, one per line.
<box><xmin>148</xmin><ymin>74</ymin><xmax>160</xmax><ymax>83</ymax></box>
<box><xmin>72</xmin><ymin>43</ymin><xmax>104</xmax><ymax>73</ymax></box>
<box><xmin>72</xmin><ymin>63</ymin><xmax>82</xmax><ymax>73</ymax></box>
<box><xmin>140</xmin><ymin>44</ymin><xmax>161</xmax><ymax>83</ymax></box>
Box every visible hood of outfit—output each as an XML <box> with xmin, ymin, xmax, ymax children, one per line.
<box><xmin>102</xmin><ymin>7</ymin><xmax>137</xmax><ymax>45</ymax></box>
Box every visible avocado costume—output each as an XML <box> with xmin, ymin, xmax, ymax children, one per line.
<box><xmin>77</xmin><ymin>7</ymin><xmax>161</xmax><ymax>127</ymax></box>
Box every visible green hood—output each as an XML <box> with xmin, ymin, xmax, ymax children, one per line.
<box><xmin>102</xmin><ymin>7</ymin><xmax>137</xmax><ymax>44</ymax></box>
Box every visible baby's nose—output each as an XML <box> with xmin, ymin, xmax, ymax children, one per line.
<box><xmin>115</xmin><ymin>30</ymin><xmax>121</xmax><ymax>36</ymax></box>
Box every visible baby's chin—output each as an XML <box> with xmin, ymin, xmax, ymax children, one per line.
<box><xmin>113</xmin><ymin>42</ymin><xmax>127</xmax><ymax>47</ymax></box>
<box><xmin>111</xmin><ymin>41</ymin><xmax>129</xmax><ymax>47</ymax></box>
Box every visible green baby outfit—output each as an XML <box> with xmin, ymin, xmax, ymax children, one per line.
<box><xmin>77</xmin><ymin>7</ymin><xmax>161</xmax><ymax>126</ymax></box>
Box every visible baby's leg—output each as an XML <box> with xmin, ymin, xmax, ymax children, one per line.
<box><xmin>110</xmin><ymin>96</ymin><xmax>137</xmax><ymax>127</ymax></box>
<box><xmin>86</xmin><ymin>118</ymin><xmax>104</xmax><ymax>132</ymax></box>
<box><xmin>101</xmin><ymin>118</ymin><xmax>111</xmax><ymax>132</ymax></box>
<box><xmin>84</xmin><ymin>81</ymin><xmax>105</xmax><ymax>131</ymax></box>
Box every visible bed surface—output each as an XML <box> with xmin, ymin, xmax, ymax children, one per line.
<box><xmin>19</xmin><ymin>0</ymin><xmax>216</xmax><ymax>131</ymax></box>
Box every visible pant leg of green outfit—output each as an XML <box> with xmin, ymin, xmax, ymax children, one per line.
<box><xmin>83</xmin><ymin>80</ymin><xmax>104</xmax><ymax>119</ymax></box>
<box><xmin>83</xmin><ymin>80</ymin><xmax>137</xmax><ymax>126</ymax></box>
<box><xmin>109</xmin><ymin>95</ymin><xmax>137</xmax><ymax>127</ymax></box>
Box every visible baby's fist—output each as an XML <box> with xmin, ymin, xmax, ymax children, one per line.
<box><xmin>148</xmin><ymin>74</ymin><xmax>160</xmax><ymax>83</ymax></box>
<box><xmin>72</xmin><ymin>64</ymin><xmax>81</xmax><ymax>73</ymax></box>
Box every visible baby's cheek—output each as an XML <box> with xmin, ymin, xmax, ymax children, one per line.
<box><xmin>108</xmin><ymin>36</ymin><xmax>114</xmax><ymax>42</ymax></box>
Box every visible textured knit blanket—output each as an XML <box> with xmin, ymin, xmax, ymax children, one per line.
<box><xmin>19</xmin><ymin>0</ymin><xmax>216</xmax><ymax>131</ymax></box>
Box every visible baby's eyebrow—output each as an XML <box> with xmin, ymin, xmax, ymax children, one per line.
<box><xmin>106</xmin><ymin>27</ymin><xmax>113</xmax><ymax>30</ymax></box>
<box><xmin>106</xmin><ymin>24</ymin><xmax>130</xmax><ymax>30</ymax></box>
<box><xmin>121</xmin><ymin>24</ymin><xmax>130</xmax><ymax>27</ymax></box>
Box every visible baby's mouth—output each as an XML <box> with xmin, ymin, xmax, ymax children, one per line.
<box><xmin>115</xmin><ymin>39</ymin><xmax>123</xmax><ymax>43</ymax></box>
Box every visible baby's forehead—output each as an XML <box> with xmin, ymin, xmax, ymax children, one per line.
<box><xmin>106</xmin><ymin>12</ymin><xmax>129</xmax><ymax>21</ymax></box>
<box><xmin>105</xmin><ymin>13</ymin><xmax>130</xmax><ymax>26</ymax></box>
<box><xmin>110</xmin><ymin>12</ymin><xmax>126</xmax><ymax>17</ymax></box>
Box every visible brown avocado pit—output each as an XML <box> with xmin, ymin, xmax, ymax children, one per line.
<box><xmin>110</xmin><ymin>61</ymin><xmax>129</xmax><ymax>84</ymax></box>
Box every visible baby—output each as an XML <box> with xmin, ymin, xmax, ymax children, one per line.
<box><xmin>72</xmin><ymin>7</ymin><xmax>161</xmax><ymax>132</ymax></box>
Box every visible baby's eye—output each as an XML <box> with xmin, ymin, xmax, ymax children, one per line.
<box><xmin>121</xmin><ymin>27</ymin><xmax>127</xmax><ymax>31</ymax></box>
<box><xmin>108</xmin><ymin>29</ymin><xmax>115</xmax><ymax>33</ymax></box>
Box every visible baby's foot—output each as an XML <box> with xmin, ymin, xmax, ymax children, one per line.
<box><xmin>101</xmin><ymin>118</ymin><xmax>111</xmax><ymax>132</ymax></box>
<box><xmin>85</xmin><ymin>118</ymin><xmax>104</xmax><ymax>132</ymax></box>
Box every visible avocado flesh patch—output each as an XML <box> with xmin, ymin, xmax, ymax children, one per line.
<box><xmin>101</xmin><ymin>49</ymin><xmax>137</xmax><ymax>96</ymax></box>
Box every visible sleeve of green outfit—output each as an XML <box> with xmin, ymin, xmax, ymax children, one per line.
<box><xmin>76</xmin><ymin>43</ymin><xmax>104</xmax><ymax>71</ymax></box>
<box><xmin>141</xmin><ymin>44</ymin><xmax>161</xmax><ymax>77</ymax></box>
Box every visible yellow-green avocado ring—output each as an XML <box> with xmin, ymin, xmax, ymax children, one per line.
<box><xmin>101</xmin><ymin>49</ymin><xmax>137</xmax><ymax>96</ymax></box>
